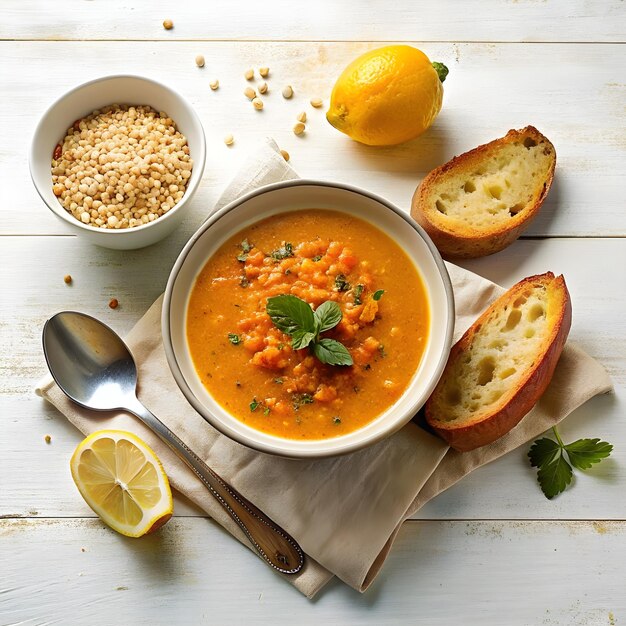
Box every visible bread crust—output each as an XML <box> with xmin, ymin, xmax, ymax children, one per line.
<box><xmin>425</xmin><ymin>272</ymin><xmax>571</xmax><ymax>452</ymax></box>
<box><xmin>411</xmin><ymin>126</ymin><xmax>556</xmax><ymax>259</ymax></box>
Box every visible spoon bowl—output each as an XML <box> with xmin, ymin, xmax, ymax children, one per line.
<box><xmin>42</xmin><ymin>310</ymin><xmax>304</xmax><ymax>574</ymax></box>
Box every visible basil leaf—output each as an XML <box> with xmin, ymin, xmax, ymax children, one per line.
<box><xmin>266</xmin><ymin>294</ymin><xmax>315</xmax><ymax>335</ymax></box>
<box><xmin>313</xmin><ymin>338</ymin><xmax>353</xmax><ymax>366</ymax></box>
<box><xmin>353</xmin><ymin>284</ymin><xmax>364</xmax><ymax>305</ymax></box>
<box><xmin>314</xmin><ymin>300</ymin><xmax>342</xmax><ymax>333</ymax></box>
<box><xmin>291</xmin><ymin>330</ymin><xmax>316</xmax><ymax>350</ymax></box>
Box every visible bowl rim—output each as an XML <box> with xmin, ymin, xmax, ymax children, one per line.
<box><xmin>28</xmin><ymin>73</ymin><xmax>207</xmax><ymax>236</ymax></box>
<box><xmin>162</xmin><ymin>178</ymin><xmax>455</xmax><ymax>458</ymax></box>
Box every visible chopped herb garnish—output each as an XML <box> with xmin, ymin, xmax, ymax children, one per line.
<box><xmin>378</xmin><ymin>344</ymin><xmax>387</xmax><ymax>358</ymax></box>
<box><xmin>353</xmin><ymin>284</ymin><xmax>364</xmax><ymax>305</ymax></box>
<box><xmin>333</xmin><ymin>416</ymin><xmax>342</xmax><ymax>424</ymax></box>
<box><xmin>353</xmin><ymin>386</ymin><xmax>360</xmax><ymax>393</ymax></box>
<box><xmin>277</xmin><ymin>342</ymin><xmax>285</xmax><ymax>350</ymax></box>
<box><xmin>292</xmin><ymin>393</ymin><xmax>314</xmax><ymax>410</ymax></box>
<box><xmin>363</xmin><ymin>363</ymin><xmax>371</xmax><ymax>371</ymax></box>
<box><xmin>250</xmin><ymin>398</ymin><xmax>260</xmax><ymax>412</ymax></box>
<box><xmin>237</xmin><ymin>239</ymin><xmax>253</xmax><ymax>262</ymax></box>
<box><xmin>270</xmin><ymin>242</ymin><xmax>294</xmax><ymax>261</ymax></box>
<box><xmin>228</xmin><ymin>333</ymin><xmax>241</xmax><ymax>345</ymax></box>
<box><xmin>373</xmin><ymin>289</ymin><xmax>385</xmax><ymax>301</ymax></box>
<box><xmin>266</xmin><ymin>294</ymin><xmax>353</xmax><ymax>366</ymax></box>
<box><xmin>284</xmin><ymin>268</ymin><xmax>292</xmax><ymax>275</ymax></box>
<box><xmin>334</xmin><ymin>274</ymin><xmax>350</xmax><ymax>292</ymax></box>
<box><xmin>240</xmin><ymin>275</ymin><xmax>249</xmax><ymax>288</ymax></box>
<box><xmin>263</xmin><ymin>406</ymin><xmax>271</xmax><ymax>416</ymax></box>
<box><xmin>274</xmin><ymin>377</ymin><xmax>284</xmax><ymax>385</ymax></box>
<box><xmin>312</xmin><ymin>255</ymin><xmax>323</xmax><ymax>262</ymax></box>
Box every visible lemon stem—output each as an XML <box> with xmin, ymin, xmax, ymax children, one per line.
<box><xmin>432</xmin><ymin>62</ymin><xmax>449</xmax><ymax>83</ymax></box>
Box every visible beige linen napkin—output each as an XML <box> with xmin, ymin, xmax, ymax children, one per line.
<box><xmin>36</xmin><ymin>139</ymin><xmax>613</xmax><ymax>598</ymax></box>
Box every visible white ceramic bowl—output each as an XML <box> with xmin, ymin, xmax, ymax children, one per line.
<box><xmin>163</xmin><ymin>180</ymin><xmax>454</xmax><ymax>458</ymax></box>
<box><xmin>29</xmin><ymin>75</ymin><xmax>206</xmax><ymax>250</ymax></box>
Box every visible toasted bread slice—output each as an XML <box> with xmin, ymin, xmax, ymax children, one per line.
<box><xmin>425</xmin><ymin>272</ymin><xmax>571</xmax><ymax>451</ymax></box>
<box><xmin>411</xmin><ymin>127</ymin><xmax>556</xmax><ymax>259</ymax></box>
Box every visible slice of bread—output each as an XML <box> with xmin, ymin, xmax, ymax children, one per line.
<box><xmin>425</xmin><ymin>272</ymin><xmax>571</xmax><ymax>452</ymax></box>
<box><xmin>411</xmin><ymin>126</ymin><xmax>556</xmax><ymax>259</ymax></box>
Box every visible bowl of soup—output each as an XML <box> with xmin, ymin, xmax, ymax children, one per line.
<box><xmin>162</xmin><ymin>180</ymin><xmax>454</xmax><ymax>458</ymax></box>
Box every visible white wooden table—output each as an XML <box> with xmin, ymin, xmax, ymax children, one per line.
<box><xmin>1</xmin><ymin>2</ymin><xmax>625</xmax><ymax>624</ymax></box>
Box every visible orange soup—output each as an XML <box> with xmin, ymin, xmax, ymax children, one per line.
<box><xmin>186</xmin><ymin>210</ymin><xmax>429</xmax><ymax>440</ymax></box>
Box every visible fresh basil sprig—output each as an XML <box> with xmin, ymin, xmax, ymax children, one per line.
<box><xmin>528</xmin><ymin>426</ymin><xmax>613</xmax><ymax>499</ymax></box>
<box><xmin>266</xmin><ymin>294</ymin><xmax>353</xmax><ymax>366</ymax></box>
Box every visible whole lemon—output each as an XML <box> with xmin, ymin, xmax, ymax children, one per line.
<box><xmin>327</xmin><ymin>45</ymin><xmax>448</xmax><ymax>146</ymax></box>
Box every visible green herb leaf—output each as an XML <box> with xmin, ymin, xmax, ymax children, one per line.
<box><xmin>266</xmin><ymin>294</ymin><xmax>315</xmax><ymax>335</ymax></box>
<box><xmin>274</xmin><ymin>377</ymin><xmax>284</xmax><ymax>384</ymax></box>
<box><xmin>564</xmin><ymin>439</ymin><xmax>613</xmax><ymax>470</ymax></box>
<box><xmin>312</xmin><ymin>255</ymin><xmax>322</xmax><ymax>262</ymax></box>
<box><xmin>292</xmin><ymin>393</ymin><xmax>314</xmax><ymax>410</ymax></box>
<box><xmin>270</xmin><ymin>242</ymin><xmax>294</xmax><ymax>261</ymax></box>
<box><xmin>353</xmin><ymin>284</ymin><xmax>364</xmax><ymax>305</ymax></box>
<box><xmin>528</xmin><ymin>437</ymin><xmax>561</xmax><ymax>468</ymax></box>
<box><xmin>332</xmin><ymin>416</ymin><xmax>341</xmax><ymax>425</ymax></box>
<box><xmin>528</xmin><ymin>426</ymin><xmax>614</xmax><ymax>499</ymax></box>
<box><xmin>228</xmin><ymin>333</ymin><xmax>241</xmax><ymax>345</ymax></box>
<box><xmin>537</xmin><ymin>452</ymin><xmax>573</xmax><ymax>499</ymax></box>
<box><xmin>237</xmin><ymin>239</ymin><xmax>253</xmax><ymax>262</ymax></box>
<box><xmin>373</xmin><ymin>289</ymin><xmax>385</xmax><ymax>301</ymax></box>
<box><xmin>263</xmin><ymin>406</ymin><xmax>271</xmax><ymax>416</ymax></box>
<box><xmin>313</xmin><ymin>338</ymin><xmax>353</xmax><ymax>366</ymax></box>
<box><xmin>240</xmin><ymin>276</ymin><xmax>249</xmax><ymax>288</ymax></box>
<box><xmin>250</xmin><ymin>398</ymin><xmax>259</xmax><ymax>412</ymax></box>
<box><xmin>314</xmin><ymin>300</ymin><xmax>342</xmax><ymax>333</ymax></box>
<box><xmin>334</xmin><ymin>274</ymin><xmax>350</xmax><ymax>292</ymax></box>
<box><xmin>291</xmin><ymin>329</ymin><xmax>316</xmax><ymax>350</ymax></box>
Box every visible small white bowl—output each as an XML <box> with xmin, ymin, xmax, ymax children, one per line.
<box><xmin>162</xmin><ymin>180</ymin><xmax>455</xmax><ymax>459</ymax></box>
<box><xmin>29</xmin><ymin>75</ymin><xmax>206</xmax><ymax>250</ymax></box>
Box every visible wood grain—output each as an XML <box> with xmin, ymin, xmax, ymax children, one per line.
<box><xmin>1</xmin><ymin>518</ymin><xmax>624</xmax><ymax>624</ymax></box>
<box><xmin>0</xmin><ymin>237</ymin><xmax>622</xmax><ymax>519</ymax></box>
<box><xmin>1</xmin><ymin>42</ymin><xmax>625</xmax><ymax>236</ymax></box>
<box><xmin>2</xmin><ymin>0</ymin><xmax>624</xmax><ymax>42</ymax></box>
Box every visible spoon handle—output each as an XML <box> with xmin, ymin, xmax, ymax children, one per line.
<box><xmin>127</xmin><ymin>397</ymin><xmax>304</xmax><ymax>575</ymax></box>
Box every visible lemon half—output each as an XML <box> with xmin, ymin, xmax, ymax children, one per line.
<box><xmin>327</xmin><ymin>45</ymin><xmax>448</xmax><ymax>146</ymax></box>
<box><xmin>70</xmin><ymin>430</ymin><xmax>173</xmax><ymax>538</ymax></box>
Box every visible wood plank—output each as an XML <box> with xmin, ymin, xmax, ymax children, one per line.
<box><xmin>1</xmin><ymin>518</ymin><xmax>624</xmax><ymax>624</ymax></box>
<box><xmin>2</xmin><ymin>0</ymin><xmax>624</xmax><ymax>43</ymax></box>
<box><xmin>1</xmin><ymin>41</ymin><xmax>625</xmax><ymax>236</ymax></box>
<box><xmin>0</xmin><ymin>236</ymin><xmax>623</xmax><ymax>519</ymax></box>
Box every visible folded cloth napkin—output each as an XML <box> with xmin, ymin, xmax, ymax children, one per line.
<box><xmin>36</xmin><ymin>138</ymin><xmax>613</xmax><ymax>598</ymax></box>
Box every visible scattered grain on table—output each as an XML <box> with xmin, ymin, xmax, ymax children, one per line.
<box><xmin>109</xmin><ymin>298</ymin><xmax>119</xmax><ymax>309</ymax></box>
<box><xmin>297</xmin><ymin>111</ymin><xmax>307</xmax><ymax>123</ymax></box>
<box><xmin>282</xmin><ymin>85</ymin><xmax>293</xmax><ymax>99</ymax></box>
<box><xmin>224</xmin><ymin>133</ymin><xmax>234</xmax><ymax>146</ymax></box>
<box><xmin>293</xmin><ymin>122</ymin><xmax>305</xmax><ymax>136</ymax></box>
<box><xmin>244</xmin><ymin>68</ymin><xmax>254</xmax><ymax>80</ymax></box>
<box><xmin>244</xmin><ymin>87</ymin><xmax>256</xmax><ymax>100</ymax></box>
<box><xmin>280</xmin><ymin>149</ymin><xmax>290</xmax><ymax>162</ymax></box>
<box><xmin>63</xmin><ymin>274</ymin><xmax>72</xmax><ymax>285</ymax></box>
<box><xmin>259</xmin><ymin>67</ymin><xmax>270</xmax><ymax>78</ymax></box>
<box><xmin>44</xmin><ymin>435</ymin><xmax>51</xmax><ymax>444</ymax></box>
<box><xmin>162</xmin><ymin>19</ymin><xmax>173</xmax><ymax>30</ymax></box>
<box><xmin>195</xmin><ymin>55</ymin><xmax>205</xmax><ymax>68</ymax></box>
<box><xmin>210</xmin><ymin>79</ymin><xmax>219</xmax><ymax>90</ymax></box>
<box><xmin>258</xmin><ymin>82</ymin><xmax>268</xmax><ymax>94</ymax></box>
<box><xmin>310</xmin><ymin>98</ymin><xmax>324</xmax><ymax>108</ymax></box>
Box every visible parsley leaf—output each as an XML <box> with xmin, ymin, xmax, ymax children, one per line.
<box><xmin>528</xmin><ymin>427</ymin><xmax>613</xmax><ymax>499</ymax></box>
<box><xmin>237</xmin><ymin>239</ymin><xmax>253</xmax><ymax>262</ymax></box>
<box><xmin>353</xmin><ymin>284</ymin><xmax>364</xmax><ymax>305</ymax></box>
<box><xmin>228</xmin><ymin>333</ymin><xmax>241</xmax><ymax>345</ymax></box>
<box><xmin>564</xmin><ymin>439</ymin><xmax>613</xmax><ymax>470</ymax></box>
<box><xmin>373</xmin><ymin>289</ymin><xmax>385</xmax><ymax>301</ymax></box>
<box><xmin>292</xmin><ymin>393</ymin><xmax>314</xmax><ymax>410</ymax></box>
<box><xmin>266</xmin><ymin>294</ymin><xmax>315</xmax><ymax>335</ymax></box>
<box><xmin>313</xmin><ymin>338</ymin><xmax>353</xmax><ymax>366</ymax></box>
<box><xmin>334</xmin><ymin>274</ymin><xmax>350</xmax><ymax>292</ymax></box>
<box><xmin>250</xmin><ymin>398</ymin><xmax>259</xmax><ymax>412</ymax></box>
<box><xmin>537</xmin><ymin>453</ymin><xmax>573</xmax><ymax>499</ymax></box>
<box><xmin>270</xmin><ymin>242</ymin><xmax>294</xmax><ymax>261</ymax></box>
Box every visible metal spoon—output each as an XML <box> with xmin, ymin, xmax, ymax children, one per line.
<box><xmin>42</xmin><ymin>311</ymin><xmax>304</xmax><ymax>575</ymax></box>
